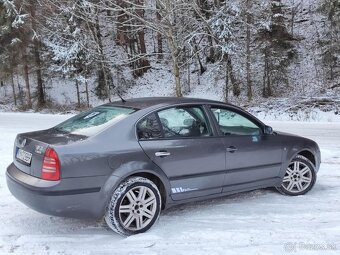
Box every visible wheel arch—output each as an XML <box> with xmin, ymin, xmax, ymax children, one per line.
<box><xmin>296</xmin><ymin>149</ymin><xmax>316</xmax><ymax>166</ymax></box>
<box><xmin>279</xmin><ymin>147</ymin><xmax>317</xmax><ymax>180</ymax></box>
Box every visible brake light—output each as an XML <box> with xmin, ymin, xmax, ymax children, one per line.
<box><xmin>41</xmin><ymin>147</ymin><xmax>60</xmax><ymax>181</ymax></box>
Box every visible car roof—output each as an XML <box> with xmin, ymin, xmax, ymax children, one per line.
<box><xmin>105</xmin><ymin>97</ymin><xmax>227</xmax><ymax>110</ymax></box>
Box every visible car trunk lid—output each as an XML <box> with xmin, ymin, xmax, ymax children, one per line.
<box><xmin>13</xmin><ymin>129</ymin><xmax>86</xmax><ymax>178</ymax></box>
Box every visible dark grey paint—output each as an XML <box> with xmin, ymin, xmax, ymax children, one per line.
<box><xmin>6</xmin><ymin>97</ymin><xmax>321</xmax><ymax>219</ymax></box>
<box><xmin>139</xmin><ymin>137</ymin><xmax>226</xmax><ymax>200</ymax></box>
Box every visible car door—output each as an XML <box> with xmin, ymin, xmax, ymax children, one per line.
<box><xmin>137</xmin><ymin>105</ymin><xmax>226</xmax><ymax>201</ymax></box>
<box><xmin>208</xmin><ymin>105</ymin><xmax>283</xmax><ymax>192</ymax></box>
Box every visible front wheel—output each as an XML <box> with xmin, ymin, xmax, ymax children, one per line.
<box><xmin>105</xmin><ymin>176</ymin><xmax>161</xmax><ymax>236</ymax></box>
<box><xmin>277</xmin><ymin>155</ymin><xmax>316</xmax><ymax>196</ymax></box>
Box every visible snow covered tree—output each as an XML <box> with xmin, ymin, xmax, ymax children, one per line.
<box><xmin>317</xmin><ymin>0</ymin><xmax>340</xmax><ymax>86</ymax></box>
<box><xmin>244</xmin><ymin>0</ymin><xmax>253</xmax><ymax>100</ymax></box>
<box><xmin>197</xmin><ymin>1</ymin><xmax>242</xmax><ymax>101</ymax></box>
<box><xmin>0</xmin><ymin>0</ymin><xmax>29</xmax><ymax>106</ymax></box>
<box><xmin>256</xmin><ymin>0</ymin><xmax>297</xmax><ymax>97</ymax></box>
<box><xmin>0</xmin><ymin>0</ymin><xmax>337</xmax><ymax>107</ymax></box>
<box><xmin>102</xmin><ymin>0</ymin><xmax>207</xmax><ymax>97</ymax></box>
<box><xmin>24</xmin><ymin>0</ymin><xmax>47</xmax><ymax>107</ymax></box>
<box><xmin>114</xmin><ymin>0</ymin><xmax>150</xmax><ymax>77</ymax></box>
<box><xmin>43</xmin><ymin>1</ymin><xmax>94</xmax><ymax>107</ymax></box>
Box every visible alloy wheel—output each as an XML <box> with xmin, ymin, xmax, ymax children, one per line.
<box><xmin>118</xmin><ymin>186</ymin><xmax>157</xmax><ymax>231</ymax></box>
<box><xmin>281</xmin><ymin>160</ymin><xmax>313</xmax><ymax>193</ymax></box>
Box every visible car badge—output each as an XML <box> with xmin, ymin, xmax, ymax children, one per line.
<box><xmin>19</xmin><ymin>138</ymin><xmax>26</xmax><ymax>148</ymax></box>
<box><xmin>35</xmin><ymin>145</ymin><xmax>44</xmax><ymax>154</ymax></box>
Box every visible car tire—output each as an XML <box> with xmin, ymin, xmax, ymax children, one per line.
<box><xmin>105</xmin><ymin>176</ymin><xmax>161</xmax><ymax>236</ymax></box>
<box><xmin>276</xmin><ymin>155</ymin><xmax>316</xmax><ymax>196</ymax></box>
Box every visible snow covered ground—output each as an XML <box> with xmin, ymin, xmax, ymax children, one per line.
<box><xmin>0</xmin><ymin>113</ymin><xmax>339</xmax><ymax>255</ymax></box>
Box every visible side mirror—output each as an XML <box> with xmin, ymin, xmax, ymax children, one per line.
<box><xmin>264</xmin><ymin>125</ymin><xmax>273</xmax><ymax>135</ymax></box>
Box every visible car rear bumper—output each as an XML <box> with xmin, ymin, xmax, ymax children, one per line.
<box><xmin>6</xmin><ymin>163</ymin><xmax>114</xmax><ymax>219</ymax></box>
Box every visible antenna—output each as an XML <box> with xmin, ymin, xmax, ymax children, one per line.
<box><xmin>117</xmin><ymin>90</ymin><xmax>126</xmax><ymax>103</ymax></box>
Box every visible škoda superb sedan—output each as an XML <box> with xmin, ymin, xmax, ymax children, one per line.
<box><xmin>6</xmin><ymin>97</ymin><xmax>320</xmax><ymax>235</ymax></box>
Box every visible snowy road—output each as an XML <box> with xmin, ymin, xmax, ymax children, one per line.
<box><xmin>0</xmin><ymin>113</ymin><xmax>339</xmax><ymax>255</ymax></box>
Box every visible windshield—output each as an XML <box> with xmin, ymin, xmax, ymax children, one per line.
<box><xmin>54</xmin><ymin>106</ymin><xmax>137</xmax><ymax>136</ymax></box>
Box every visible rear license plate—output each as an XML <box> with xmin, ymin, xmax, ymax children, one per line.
<box><xmin>16</xmin><ymin>148</ymin><xmax>32</xmax><ymax>164</ymax></box>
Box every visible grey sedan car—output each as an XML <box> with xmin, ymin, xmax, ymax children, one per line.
<box><xmin>6</xmin><ymin>97</ymin><xmax>321</xmax><ymax>235</ymax></box>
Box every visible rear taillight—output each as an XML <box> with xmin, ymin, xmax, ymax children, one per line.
<box><xmin>41</xmin><ymin>147</ymin><xmax>60</xmax><ymax>181</ymax></box>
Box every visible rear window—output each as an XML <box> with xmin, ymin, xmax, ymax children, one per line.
<box><xmin>54</xmin><ymin>106</ymin><xmax>137</xmax><ymax>136</ymax></box>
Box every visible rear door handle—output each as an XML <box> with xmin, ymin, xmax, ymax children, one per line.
<box><xmin>155</xmin><ymin>151</ymin><xmax>171</xmax><ymax>157</ymax></box>
<box><xmin>226</xmin><ymin>146</ymin><xmax>238</xmax><ymax>153</ymax></box>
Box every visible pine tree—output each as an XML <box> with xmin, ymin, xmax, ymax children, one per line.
<box><xmin>43</xmin><ymin>1</ymin><xmax>94</xmax><ymax>107</ymax></box>
<box><xmin>256</xmin><ymin>0</ymin><xmax>297</xmax><ymax>97</ymax></box>
<box><xmin>317</xmin><ymin>0</ymin><xmax>340</xmax><ymax>84</ymax></box>
<box><xmin>0</xmin><ymin>0</ymin><xmax>28</xmax><ymax>106</ymax></box>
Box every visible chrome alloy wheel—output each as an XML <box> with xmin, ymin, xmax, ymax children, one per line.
<box><xmin>118</xmin><ymin>186</ymin><xmax>157</xmax><ymax>231</ymax></box>
<box><xmin>281</xmin><ymin>161</ymin><xmax>313</xmax><ymax>193</ymax></box>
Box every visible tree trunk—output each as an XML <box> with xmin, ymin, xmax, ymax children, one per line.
<box><xmin>187</xmin><ymin>56</ymin><xmax>191</xmax><ymax>93</ymax></box>
<box><xmin>267</xmin><ymin>70</ymin><xmax>272</xmax><ymax>96</ymax></box>
<box><xmin>163</xmin><ymin>7</ymin><xmax>183</xmax><ymax>98</ymax></box>
<box><xmin>168</xmin><ymin>35</ymin><xmax>182</xmax><ymax>97</ymax></box>
<box><xmin>75</xmin><ymin>79</ymin><xmax>80</xmax><ymax>108</ymax></box>
<box><xmin>135</xmin><ymin>0</ymin><xmax>150</xmax><ymax>75</ymax></box>
<box><xmin>16</xmin><ymin>72</ymin><xmax>24</xmax><ymax>105</ymax></box>
<box><xmin>156</xmin><ymin>8</ymin><xmax>163</xmax><ymax>60</ymax></box>
<box><xmin>102</xmin><ymin>64</ymin><xmax>111</xmax><ymax>102</ymax></box>
<box><xmin>246</xmin><ymin>0</ymin><xmax>252</xmax><ymax>101</ymax></box>
<box><xmin>263</xmin><ymin>49</ymin><xmax>272</xmax><ymax>97</ymax></box>
<box><xmin>22</xmin><ymin>53</ymin><xmax>32</xmax><ymax>107</ymax></box>
<box><xmin>225</xmin><ymin>62</ymin><xmax>229</xmax><ymax>102</ymax></box>
<box><xmin>1</xmin><ymin>81</ymin><xmax>7</xmax><ymax>97</ymax></box>
<box><xmin>173</xmin><ymin>60</ymin><xmax>182</xmax><ymax>97</ymax></box>
<box><xmin>85</xmin><ymin>79</ymin><xmax>90</xmax><ymax>108</ymax></box>
<box><xmin>30</xmin><ymin>3</ymin><xmax>45</xmax><ymax>107</ymax></box>
<box><xmin>290</xmin><ymin>0</ymin><xmax>301</xmax><ymax>37</ymax></box>
<box><xmin>33</xmin><ymin>39</ymin><xmax>45</xmax><ymax>107</ymax></box>
<box><xmin>16</xmin><ymin>72</ymin><xmax>21</xmax><ymax>93</ymax></box>
<box><xmin>29</xmin><ymin>1</ymin><xmax>45</xmax><ymax>107</ymax></box>
<box><xmin>10</xmin><ymin>70</ymin><xmax>17</xmax><ymax>106</ymax></box>
<box><xmin>329</xmin><ymin>10</ymin><xmax>335</xmax><ymax>81</ymax></box>
<box><xmin>94</xmin><ymin>8</ymin><xmax>110</xmax><ymax>101</ymax></box>
<box><xmin>263</xmin><ymin>51</ymin><xmax>268</xmax><ymax>97</ymax></box>
<box><xmin>206</xmin><ymin>32</ymin><xmax>215</xmax><ymax>63</ymax></box>
<box><xmin>192</xmin><ymin>38</ymin><xmax>206</xmax><ymax>74</ymax></box>
<box><xmin>227</xmin><ymin>56</ymin><xmax>240</xmax><ymax>97</ymax></box>
<box><xmin>266</xmin><ymin>54</ymin><xmax>272</xmax><ymax>96</ymax></box>
<box><xmin>157</xmin><ymin>31</ymin><xmax>163</xmax><ymax>60</ymax></box>
<box><xmin>291</xmin><ymin>0</ymin><xmax>295</xmax><ymax>36</ymax></box>
<box><xmin>137</xmin><ymin>29</ymin><xmax>150</xmax><ymax>73</ymax></box>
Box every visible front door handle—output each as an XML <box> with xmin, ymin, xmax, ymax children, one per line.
<box><xmin>226</xmin><ymin>146</ymin><xmax>238</xmax><ymax>153</ymax></box>
<box><xmin>155</xmin><ymin>151</ymin><xmax>171</xmax><ymax>157</ymax></box>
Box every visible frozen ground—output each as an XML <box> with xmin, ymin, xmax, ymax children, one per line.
<box><xmin>0</xmin><ymin>113</ymin><xmax>339</xmax><ymax>255</ymax></box>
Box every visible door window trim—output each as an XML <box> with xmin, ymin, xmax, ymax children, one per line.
<box><xmin>206</xmin><ymin>104</ymin><xmax>265</xmax><ymax>137</ymax></box>
<box><xmin>136</xmin><ymin>112</ymin><xmax>164</xmax><ymax>140</ymax></box>
<box><xmin>136</xmin><ymin>104</ymin><xmax>219</xmax><ymax>141</ymax></box>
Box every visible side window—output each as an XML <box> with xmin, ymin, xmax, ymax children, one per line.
<box><xmin>157</xmin><ymin>106</ymin><xmax>211</xmax><ymax>138</ymax></box>
<box><xmin>137</xmin><ymin>113</ymin><xmax>162</xmax><ymax>140</ymax></box>
<box><xmin>210</xmin><ymin>107</ymin><xmax>261</xmax><ymax>136</ymax></box>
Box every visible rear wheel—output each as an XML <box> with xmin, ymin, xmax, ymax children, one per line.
<box><xmin>105</xmin><ymin>176</ymin><xmax>161</xmax><ymax>236</ymax></box>
<box><xmin>277</xmin><ymin>155</ymin><xmax>316</xmax><ymax>196</ymax></box>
